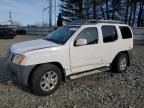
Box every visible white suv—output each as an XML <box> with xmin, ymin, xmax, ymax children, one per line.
<box><xmin>7</xmin><ymin>20</ymin><xmax>133</xmax><ymax>95</ymax></box>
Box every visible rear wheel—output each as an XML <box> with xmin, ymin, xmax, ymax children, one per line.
<box><xmin>31</xmin><ymin>64</ymin><xmax>62</xmax><ymax>96</ymax></box>
<box><xmin>111</xmin><ymin>53</ymin><xmax>128</xmax><ymax>73</ymax></box>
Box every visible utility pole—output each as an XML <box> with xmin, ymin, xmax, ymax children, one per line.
<box><xmin>42</xmin><ymin>0</ymin><xmax>53</xmax><ymax>27</ymax></box>
<box><xmin>9</xmin><ymin>11</ymin><xmax>12</xmax><ymax>26</ymax></box>
<box><xmin>42</xmin><ymin>0</ymin><xmax>46</xmax><ymax>27</ymax></box>
<box><xmin>55</xmin><ymin>0</ymin><xmax>57</xmax><ymax>26</ymax></box>
<box><xmin>49</xmin><ymin>0</ymin><xmax>52</xmax><ymax>27</ymax></box>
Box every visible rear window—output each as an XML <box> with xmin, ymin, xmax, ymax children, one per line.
<box><xmin>119</xmin><ymin>26</ymin><xmax>132</xmax><ymax>39</ymax></box>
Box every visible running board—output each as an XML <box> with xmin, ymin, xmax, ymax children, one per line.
<box><xmin>69</xmin><ymin>67</ymin><xmax>110</xmax><ymax>80</ymax></box>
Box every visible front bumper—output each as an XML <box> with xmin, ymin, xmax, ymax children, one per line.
<box><xmin>7</xmin><ymin>63</ymin><xmax>35</xmax><ymax>87</ymax></box>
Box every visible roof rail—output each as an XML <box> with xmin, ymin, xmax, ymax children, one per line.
<box><xmin>67</xmin><ymin>19</ymin><xmax>123</xmax><ymax>26</ymax></box>
<box><xmin>84</xmin><ymin>20</ymin><xmax>123</xmax><ymax>24</ymax></box>
<box><xmin>97</xmin><ymin>20</ymin><xmax>123</xmax><ymax>24</ymax></box>
<box><xmin>84</xmin><ymin>20</ymin><xmax>97</xmax><ymax>24</ymax></box>
<box><xmin>67</xmin><ymin>20</ymin><xmax>87</xmax><ymax>25</ymax></box>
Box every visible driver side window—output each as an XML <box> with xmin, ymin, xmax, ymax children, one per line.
<box><xmin>75</xmin><ymin>27</ymin><xmax>98</xmax><ymax>46</ymax></box>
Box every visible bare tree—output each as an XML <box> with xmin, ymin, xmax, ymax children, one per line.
<box><xmin>60</xmin><ymin>0</ymin><xmax>144</xmax><ymax>26</ymax></box>
<box><xmin>132</xmin><ymin>0</ymin><xmax>138</xmax><ymax>26</ymax></box>
<box><xmin>137</xmin><ymin>0</ymin><xmax>144</xmax><ymax>26</ymax></box>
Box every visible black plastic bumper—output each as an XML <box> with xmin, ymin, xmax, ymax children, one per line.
<box><xmin>7</xmin><ymin>63</ymin><xmax>35</xmax><ymax>86</ymax></box>
<box><xmin>128</xmin><ymin>50</ymin><xmax>133</xmax><ymax>66</ymax></box>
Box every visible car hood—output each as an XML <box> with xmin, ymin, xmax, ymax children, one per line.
<box><xmin>10</xmin><ymin>39</ymin><xmax>59</xmax><ymax>54</ymax></box>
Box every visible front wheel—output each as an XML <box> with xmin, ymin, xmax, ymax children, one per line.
<box><xmin>31</xmin><ymin>64</ymin><xmax>62</xmax><ymax>96</ymax></box>
<box><xmin>111</xmin><ymin>53</ymin><xmax>128</xmax><ymax>73</ymax></box>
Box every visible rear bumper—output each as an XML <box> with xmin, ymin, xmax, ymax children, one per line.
<box><xmin>7</xmin><ymin>63</ymin><xmax>35</xmax><ymax>86</ymax></box>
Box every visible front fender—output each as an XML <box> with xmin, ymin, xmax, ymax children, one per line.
<box><xmin>22</xmin><ymin>46</ymin><xmax>71</xmax><ymax>73</ymax></box>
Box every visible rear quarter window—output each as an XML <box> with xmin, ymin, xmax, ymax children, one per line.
<box><xmin>119</xmin><ymin>26</ymin><xmax>132</xmax><ymax>39</ymax></box>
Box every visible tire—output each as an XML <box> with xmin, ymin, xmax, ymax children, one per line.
<box><xmin>5</xmin><ymin>35</ymin><xmax>9</xmax><ymax>39</ymax></box>
<box><xmin>10</xmin><ymin>36</ymin><xmax>14</xmax><ymax>39</ymax></box>
<box><xmin>111</xmin><ymin>53</ymin><xmax>128</xmax><ymax>73</ymax></box>
<box><xmin>31</xmin><ymin>64</ymin><xmax>62</xmax><ymax>96</ymax></box>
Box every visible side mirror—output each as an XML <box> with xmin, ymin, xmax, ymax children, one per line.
<box><xmin>76</xmin><ymin>39</ymin><xmax>87</xmax><ymax>46</ymax></box>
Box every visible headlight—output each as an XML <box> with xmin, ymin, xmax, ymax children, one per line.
<box><xmin>12</xmin><ymin>54</ymin><xmax>25</xmax><ymax>64</ymax></box>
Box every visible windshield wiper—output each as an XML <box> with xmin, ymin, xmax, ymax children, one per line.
<box><xmin>44</xmin><ymin>38</ymin><xmax>63</xmax><ymax>45</ymax></box>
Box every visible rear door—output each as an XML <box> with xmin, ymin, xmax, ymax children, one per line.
<box><xmin>100</xmin><ymin>25</ymin><xmax>120</xmax><ymax>65</ymax></box>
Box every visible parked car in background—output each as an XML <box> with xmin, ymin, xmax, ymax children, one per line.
<box><xmin>16</xmin><ymin>29</ymin><xmax>26</xmax><ymax>35</ymax></box>
<box><xmin>0</xmin><ymin>27</ymin><xmax>16</xmax><ymax>39</ymax></box>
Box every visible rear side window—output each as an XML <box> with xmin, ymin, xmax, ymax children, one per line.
<box><xmin>102</xmin><ymin>26</ymin><xmax>118</xmax><ymax>43</ymax></box>
<box><xmin>119</xmin><ymin>26</ymin><xmax>132</xmax><ymax>39</ymax></box>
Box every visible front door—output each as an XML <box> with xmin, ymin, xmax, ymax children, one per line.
<box><xmin>70</xmin><ymin>27</ymin><xmax>103</xmax><ymax>73</ymax></box>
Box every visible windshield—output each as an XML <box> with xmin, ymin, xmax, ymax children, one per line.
<box><xmin>45</xmin><ymin>26</ymin><xmax>79</xmax><ymax>44</ymax></box>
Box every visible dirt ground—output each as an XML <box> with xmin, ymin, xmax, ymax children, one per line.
<box><xmin>0</xmin><ymin>35</ymin><xmax>144</xmax><ymax>108</ymax></box>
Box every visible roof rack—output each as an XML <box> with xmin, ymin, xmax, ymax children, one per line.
<box><xmin>68</xmin><ymin>19</ymin><xmax>123</xmax><ymax>25</ymax></box>
<box><xmin>85</xmin><ymin>20</ymin><xmax>123</xmax><ymax>24</ymax></box>
<box><xmin>98</xmin><ymin>20</ymin><xmax>123</xmax><ymax>24</ymax></box>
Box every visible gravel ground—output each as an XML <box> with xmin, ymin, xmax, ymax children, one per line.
<box><xmin>0</xmin><ymin>35</ymin><xmax>144</xmax><ymax>108</ymax></box>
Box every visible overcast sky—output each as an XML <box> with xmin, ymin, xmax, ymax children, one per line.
<box><xmin>0</xmin><ymin>0</ymin><xmax>59</xmax><ymax>26</ymax></box>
